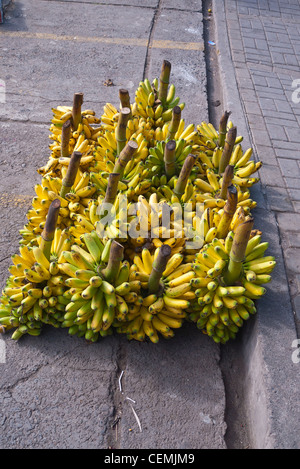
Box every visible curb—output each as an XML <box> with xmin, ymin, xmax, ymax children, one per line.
<box><xmin>213</xmin><ymin>0</ymin><xmax>300</xmax><ymax>449</ymax></box>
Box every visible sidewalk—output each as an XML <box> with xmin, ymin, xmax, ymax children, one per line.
<box><xmin>0</xmin><ymin>0</ymin><xmax>299</xmax><ymax>450</ymax></box>
<box><xmin>217</xmin><ymin>0</ymin><xmax>300</xmax><ymax>330</ymax></box>
<box><xmin>213</xmin><ymin>0</ymin><xmax>300</xmax><ymax>448</ymax></box>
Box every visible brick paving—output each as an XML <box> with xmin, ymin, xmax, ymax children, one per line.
<box><xmin>223</xmin><ymin>0</ymin><xmax>300</xmax><ymax>328</ymax></box>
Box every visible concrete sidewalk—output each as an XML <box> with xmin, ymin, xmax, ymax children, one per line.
<box><xmin>0</xmin><ymin>0</ymin><xmax>299</xmax><ymax>450</ymax></box>
<box><xmin>213</xmin><ymin>0</ymin><xmax>300</xmax><ymax>448</ymax></box>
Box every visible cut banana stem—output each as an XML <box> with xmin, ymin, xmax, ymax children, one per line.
<box><xmin>72</xmin><ymin>92</ymin><xmax>84</xmax><ymax>130</ymax></box>
<box><xmin>219</xmin><ymin>126</ymin><xmax>237</xmax><ymax>174</ymax></box>
<box><xmin>164</xmin><ymin>140</ymin><xmax>176</xmax><ymax>179</ymax></box>
<box><xmin>116</xmin><ymin>107</ymin><xmax>131</xmax><ymax>154</ymax></box>
<box><xmin>217</xmin><ymin>185</ymin><xmax>238</xmax><ymax>239</ymax></box>
<box><xmin>158</xmin><ymin>59</ymin><xmax>171</xmax><ymax>106</ymax></box>
<box><xmin>173</xmin><ymin>154</ymin><xmax>197</xmax><ymax>198</ymax></box>
<box><xmin>101</xmin><ymin>240</ymin><xmax>124</xmax><ymax>284</ymax></box>
<box><xmin>61</xmin><ymin>120</ymin><xmax>72</xmax><ymax>158</ymax></box>
<box><xmin>119</xmin><ymin>88</ymin><xmax>131</xmax><ymax>114</ymax></box>
<box><xmin>113</xmin><ymin>140</ymin><xmax>139</xmax><ymax>178</ymax></box>
<box><xmin>103</xmin><ymin>173</ymin><xmax>121</xmax><ymax>205</ymax></box>
<box><xmin>60</xmin><ymin>151</ymin><xmax>82</xmax><ymax>198</ymax></box>
<box><xmin>167</xmin><ymin>105</ymin><xmax>181</xmax><ymax>140</ymax></box>
<box><xmin>39</xmin><ymin>199</ymin><xmax>61</xmax><ymax>260</ymax></box>
<box><xmin>148</xmin><ymin>244</ymin><xmax>172</xmax><ymax>295</ymax></box>
<box><xmin>220</xmin><ymin>164</ymin><xmax>234</xmax><ymax>200</ymax></box>
<box><xmin>223</xmin><ymin>217</ymin><xmax>254</xmax><ymax>285</ymax></box>
<box><xmin>218</xmin><ymin>110</ymin><xmax>231</xmax><ymax>148</ymax></box>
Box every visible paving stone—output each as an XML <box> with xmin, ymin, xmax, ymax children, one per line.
<box><xmin>256</xmin><ymin>86</ymin><xmax>288</xmax><ymax>98</ymax></box>
<box><xmin>261</xmin><ymin>164</ymin><xmax>286</xmax><ymax>187</ymax></box>
<box><xmin>243</xmin><ymin>37</ymin><xmax>256</xmax><ymax>49</ymax></box>
<box><xmin>266</xmin><ymin>123</ymin><xmax>288</xmax><ymax>141</ymax></box>
<box><xmin>244</xmin><ymin>99</ymin><xmax>262</xmax><ymax>115</ymax></box>
<box><xmin>262</xmin><ymin>109</ymin><xmax>297</xmax><ymax>122</ymax></box>
<box><xmin>255</xmin><ymin>38</ymin><xmax>270</xmax><ymax>51</ymax></box>
<box><xmin>284</xmin><ymin>248</ymin><xmax>300</xmax><ymax>274</ymax></box>
<box><xmin>285</xmin><ymin>232</ymin><xmax>300</xmax><ymax>249</ymax></box>
<box><xmin>248</xmin><ymin>113</ymin><xmax>268</xmax><ymax>128</ymax></box>
<box><xmin>266</xmin><ymin>77</ymin><xmax>284</xmax><ymax>89</ymax></box>
<box><xmin>273</xmin><ymin>139</ymin><xmax>300</xmax><ymax>150</ymax></box>
<box><xmin>284</xmin><ymin>54</ymin><xmax>299</xmax><ymax>67</ymax></box>
<box><xmin>288</xmin><ymin>188</ymin><xmax>300</xmax><ymax>202</ymax></box>
<box><xmin>275</xmin><ymin>148</ymin><xmax>300</xmax><ymax>159</ymax></box>
<box><xmin>278</xmin><ymin>158</ymin><xmax>300</xmax><ymax>178</ymax></box>
<box><xmin>258</xmin><ymin>97</ymin><xmax>277</xmax><ymax>111</ymax></box>
<box><xmin>238</xmin><ymin>77</ymin><xmax>255</xmax><ymax>90</ymax></box>
<box><xmin>276</xmin><ymin>212</ymin><xmax>300</xmax><ymax>232</ymax></box>
<box><xmin>270</xmin><ymin>51</ymin><xmax>286</xmax><ymax>65</ymax></box>
<box><xmin>265</xmin><ymin>186</ymin><xmax>295</xmax><ymax>212</ymax></box>
<box><xmin>284</xmin><ymin>177</ymin><xmax>300</xmax><ymax>190</ymax></box>
<box><xmin>255</xmin><ymin>144</ymin><xmax>277</xmax><ymax>165</ymax></box>
<box><xmin>285</xmin><ymin>126</ymin><xmax>300</xmax><ymax>143</ymax></box>
<box><xmin>252</xmin><ymin>127</ymin><xmax>273</xmax><ymax>147</ymax></box>
<box><xmin>275</xmin><ymin>99</ymin><xmax>294</xmax><ymax>114</ymax></box>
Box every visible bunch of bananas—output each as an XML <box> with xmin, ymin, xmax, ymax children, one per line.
<box><xmin>188</xmin><ymin>229</ymin><xmax>276</xmax><ymax>343</ymax></box>
<box><xmin>0</xmin><ymin>243</ymin><xmax>69</xmax><ymax>340</ymax></box>
<box><xmin>0</xmin><ymin>60</ymin><xmax>276</xmax><ymax>347</ymax></box>
<box><xmin>113</xmin><ymin>246</ymin><xmax>194</xmax><ymax>342</ymax></box>
<box><xmin>59</xmin><ymin>232</ymin><xmax>140</xmax><ymax>342</ymax></box>
<box><xmin>133</xmin><ymin>71</ymin><xmax>185</xmax><ymax>128</ymax></box>
<box><xmin>19</xmin><ymin>168</ymin><xmax>97</xmax><ymax>247</ymax></box>
<box><xmin>39</xmin><ymin>103</ymin><xmax>102</xmax><ymax>178</ymax></box>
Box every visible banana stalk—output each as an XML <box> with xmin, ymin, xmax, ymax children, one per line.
<box><xmin>216</xmin><ymin>185</ymin><xmax>238</xmax><ymax>239</ymax></box>
<box><xmin>164</xmin><ymin>140</ymin><xmax>176</xmax><ymax>179</ymax></box>
<box><xmin>223</xmin><ymin>217</ymin><xmax>254</xmax><ymax>284</ymax></box>
<box><xmin>39</xmin><ymin>199</ymin><xmax>61</xmax><ymax>260</ymax></box>
<box><xmin>101</xmin><ymin>240</ymin><xmax>124</xmax><ymax>284</ymax></box>
<box><xmin>173</xmin><ymin>154</ymin><xmax>197</xmax><ymax>198</ymax></box>
<box><xmin>103</xmin><ymin>173</ymin><xmax>121</xmax><ymax>205</ymax></box>
<box><xmin>219</xmin><ymin>126</ymin><xmax>237</xmax><ymax>174</ymax></box>
<box><xmin>60</xmin><ymin>151</ymin><xmax>82</xmax><ymax>198</ymax></box>
<box><xmin>119</xmin><ymin>88</ymin><xmax>131</xmax><ymax>116</ymax></box>
<box><xmin>218</xmin><ymin>110</ymin><xmax>231</xmax><ymax>148</ymax></box>
<box><xmin>115</xmin><ymin>107</ymin><xmax>131</xmax><ymax>154</ymax></box>
<box><xmin>219</xmin><ymin>164</ymin><xmax>234</xmax><ymax>199</ymax></box>
<box><xmin>148</xmin><ymin>244</ymin><xmax>172</xmax><ymax>294</ymax></box>
<box><xmin>61</xmin><ymin>120</ymin><xmax>72</xmax><ymax>158</ymax></box>
<box><xmin>72</xmin><ymin>92</ymin><xmax>84</xmax><ymax>130</ymax></box>
<box><xmin>167</xmin><ymin>106</ymin><xmax>181</xmax><ymax>140</ymax></box>
<box><xmin>113</xmin><ymin>140</ymin><xmax>138</xmax><ymax>179</ymax></box>
<box><xmin>158</xmin><ymin>60</ymin><xmax>171</xmax><ymax>107</ymax></box>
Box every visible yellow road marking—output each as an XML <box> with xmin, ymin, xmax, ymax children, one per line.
<box><xmin>0</xmin><ymin>31</ymin><xmax>204</xmax><ymax>51</ymax></box>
